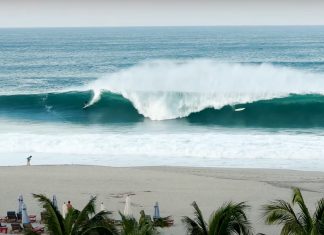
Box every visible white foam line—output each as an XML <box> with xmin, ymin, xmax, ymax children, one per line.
<box><xmin>84</xmin><ymin>59</ymin><xmax>324</xmax><ymax>120</ymax></box>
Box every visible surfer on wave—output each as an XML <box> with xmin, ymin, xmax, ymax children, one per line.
<box><xmin>83</xmin><ymin>101</ymin><xmax>88</xmax><ymax>109</ymax></box>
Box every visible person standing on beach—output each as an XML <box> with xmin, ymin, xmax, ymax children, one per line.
<box><xmin>27</xmin><ymin>156</ymin><xmax>32</xmax><ymax>166</ymax></box>
<box><xmin>67</xmin><ymin>201</ymin><xmax>73</xmax><ymax>210</ymax></box>
<box><xmin>100</xmin><ymin>202</ymin><xmax>105</xmax><ymax>211</ymax></box>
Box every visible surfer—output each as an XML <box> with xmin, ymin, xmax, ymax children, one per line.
<box><xmin>83</xmin><ymin>101</ymin><xmax>88</xmax><ymax>109</ymax></box>
<box><xmin>234</xmin><ymin>107</ymin><xmax>245</xmax><ymax>112</ymax></box>
<box><xmin>232</xmin><ymin>105</ymin><xmax>245</xmax><ymax>112</ymax></box>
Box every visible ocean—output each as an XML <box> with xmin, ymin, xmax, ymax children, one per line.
<box><xmin>1</xmin><ymin>26</ymin><xmax>324</xmax><ymax>170</ymax></box>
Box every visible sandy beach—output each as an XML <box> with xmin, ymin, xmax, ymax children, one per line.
<box><xmin>0</xmin><ymin>166</ymin><xmax>324</xmax><ymax>234</ymax></box>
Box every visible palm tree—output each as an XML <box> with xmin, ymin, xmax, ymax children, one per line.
<box><xmin>138</xmin><ymin>210</ymin><xmax>173</xmax><ymax>228</ymax></box>
<box><xmin>152</xmin><ymin>216</ymin><xmax>173</xmax><ymax>228</ymax></box>
<box><xmin>263</xmin><ymin>187</ymin><xmax>324</xmax><ymax>235</ymax></box>
<box><xmin>182</xmin><ymin>201</ymin><xmax>252</xmax><ymax>235</ymax></box>
<box><xmin>32</xmin><ymin>194</ymin><xmax>118</xmax><ymax>235</ymax></box>
<box><xmin>119</xmin><ymin>212</ymin><xmax>158</xmax><ymax>235</ymax></box>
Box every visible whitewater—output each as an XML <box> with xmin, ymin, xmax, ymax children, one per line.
<box><xmin>1</xmin><ymin>26</ymin><xmax>324</xmax><ymax>170</ymax></box>
<box><xmin>85</xmin><ymin>60</ymin><xmax>324</xmax><ymax>120</ymax></box>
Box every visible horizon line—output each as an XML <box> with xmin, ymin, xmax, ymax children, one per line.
<box><xmin>1</xmin><ymin>24</ymin><xmax>324</xmax><ymax>29</ymax></box>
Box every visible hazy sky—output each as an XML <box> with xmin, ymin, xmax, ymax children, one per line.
<box><xmin>1</xmin><ymin>0</ymin><xmax>324</xmax><ymax>27</ymax></box>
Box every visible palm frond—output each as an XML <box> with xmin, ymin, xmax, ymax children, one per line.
<box><xmin>292</xmin><ymin>188</ymin><xmax>312</xmax><ymax>232</ymax></box>
<box><xmin>208</xmin><ymin>203</ymin><xmax>228</xmax><ymax>235</ymax></box>
<box><xmin>191</xmin><ymin>201</ymin><xmax>208</xmax><ymax>235</ymax></box>
<box><xmin>262</xmin><ymin>199</ymin><xmax>304</xmax><ymax>234</ymax></box>
<box><xmin>313</xmin><ymin>198</ymin><xmax>324</xmax><ymax>235</ymax></box>
<box><xmin>227</xmin><ymin>202</ymin><xmax>252</xmax><ymax>235</ymax></box>
<box><xmin>88</xmin><ymin>210</ymin><xmax>114</xmax><ymax>223</ymax></box>
<box><xmin>138</xmin><ymin>223</ymin><xmax>157</xmax><ymax>235</ymax></box>
<box><xmin>119</xmin><ymin>211</ymin><xmax>157</xmax><ymax>235</ymax></box>
<box><xmin>79</xmin><ymin>220</ymin><xmax>118</xmax><ymax>235</ymax></box>
<box><xmin>182</xmin><ymin>216</ymin><xmax>205</xmax><ymax>235</ymax></box>
<box><xmin>314</xmin><ymin>198</ymin><xmax>324</xmax><ymax>222</ymax></box>
<box><xmin>33</xmin><ymin>193</ymin><xmax>64</xmax><ymax>235</ymax></box>
<box><xmin>208</xmin><ymin>201</ymin><xmax>252</xmax><ymax>235</ymax></box>
<box><xmin>24</xmin><ymin>230</ymin><xmax>40</xmax><ymax>235</ymax></box>
<box><xmin>119</xmin><ymin>212</ymin><xmax>137</xmax><ymax>235</ymax></box>
<box><xmin>71</xmin><ymin>196</ymin><xmax>96</xmax><ymax>234</ymax></box>
<box><xmin>65</xmin><ymin>208</ymin><xmax>80</xmax><ymax>235</ymax></box>
<box><xmin>83</xmin><ymin>210</ymin><xmax>118</xmax><ymax>235</ymax></box>
<box><xmin>280</xmin><ymin>222</ymin><xmax>307</xmax><ymax>235</ymax></box>
<box><xmin>153</xmin><ymin>216</ymin><xmax>173</xmax><ymax>228</ymax></box>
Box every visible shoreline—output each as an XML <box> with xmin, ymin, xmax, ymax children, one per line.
<box><xmin>2</xmin><ymin>163</ymin><xmax>324</xmax><ymax>172</ymax></box>
<box><xmin>1</xmin><ymin>165</ymin><xmax>324</xmax><ymax>234</ymax></box>
<box><xmin>1</xmin><ymin>159</ymin><xmax>324</xmax><ymax>172</ymax></box>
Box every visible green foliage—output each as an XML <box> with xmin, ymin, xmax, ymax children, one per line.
<box><xmin>33</xmin><ymin>194</ymin><xmax>118</xmax><ymax>235</ymax></box>
<box><xmin>263</xmin><ymin>187</ymin><xmax>324</xmax><ymax>235</ymax></box>
<box><xmin>24</xmin><ymin>230</ymin><xmax>40</xmax><ymax>235</ymax></box>
<box><xmin>182</xmin><ymin>201</ymin><xmax>252</xmax><ymax>235</ymax></box>
<box><xmin>152</xmin><ymin>216</ymin><xmax>173</xmax><ymax>228</ymax></box>
<box><xmin>119</xmin><ymin>212</ymin><xmax>158</xmax><ymax>235</ymax></box>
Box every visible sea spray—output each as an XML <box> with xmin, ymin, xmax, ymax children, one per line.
<box><xmin>2</xmin><ymin>60</ymin><xmax>324</xmax><ymax>126</ymax></box>
<box><xmin>86</xmin><ymin>60</ymin><xmax>324</xmax><ymax>120</ymax></box>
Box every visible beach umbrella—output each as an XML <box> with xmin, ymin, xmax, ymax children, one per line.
<box><xmin>153</xmin><ymin>202</ymin><xmax>160</xmax><ymax>219</ymax></box>
<box><xmin>62</xmin><ymin>202</ymin><xmax>68</xmax><ymax>219</ymax></box>
<box><xmin>18</xmin><ymin>194</ymin><xmax>23</xmax><ymax>214</ymax></box>
<box><xmin>124</xmin><ymin>195</ymin><xmax>132</xmax><ymax>216</ymax></box>
<box><xmin>22</xmin><ymin>203</ymin><xmax>30</xmax><ymax>224</ymax></box>
<box><xmin>52</xmin><ymin>195</ymin><xmax>58</xmax><ymax>209</ymax></box>
<box><xmin>100</xmin><ymin>202</ymin><xmax>105</xmax><ymax>211</ymax></box>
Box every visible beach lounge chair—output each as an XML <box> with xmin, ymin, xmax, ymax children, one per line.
<box><xmin>5</xmin><ymin>211</ymin><xmax>17</xmax><ymax>222</ymax></box>
<box><xmin>10</xmin><ymin>223</ymin><xmax>23</xmax><ymax>233</ymax></box>
<box><xmin>16</xmin><ymin>212</ymin><xmax>22</xmax><ymax>222</ymax></box>
<box><xmin>29</xmin><ymin>215</ymin><xmax>37</xmax><ymax>223</ymax></box>
<box><xmin>23</xmin><ymin>223</ymin><xmax>45</xmax><ymax>234</ymax></box>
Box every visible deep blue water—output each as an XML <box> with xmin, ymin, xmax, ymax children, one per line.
<box><xmin>1</xmin><ymin>26</ymin><xmax>324</xmax><ymax>93</ymax></box>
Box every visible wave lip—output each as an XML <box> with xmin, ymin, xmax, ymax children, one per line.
<box><xmin>86</xmin><ymin>59</ymin><xmax>324</xmax><ymax>120</ymax></box>
<box><xmin>2</xmin><ymin>60</ymin><xmax>324</xmax><ymax>127</ymax></box>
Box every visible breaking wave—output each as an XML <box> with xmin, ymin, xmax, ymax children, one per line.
<box><xmin>2</xmin><ymin>60</ymin><xmax>324</xmax><ymax>127</ymax></box>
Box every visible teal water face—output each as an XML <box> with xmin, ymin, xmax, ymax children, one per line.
<box><xmin>2</xmin><ymin>92</ymin><xmax>324</xmax><ymax>128</ymax></box>
<box><xmin>1</xmin><ymin>26</ymin><xmax>324</xmax><ymax>168</ymax></box>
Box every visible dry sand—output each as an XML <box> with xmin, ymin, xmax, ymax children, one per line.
<box><xmin>1</xmin><ymin>165</ymin><xmax>324</xmax><ymax>234</ymax></box>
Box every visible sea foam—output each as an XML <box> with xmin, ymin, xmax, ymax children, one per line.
<box><xmin>86</xmin><ymin>59</ymin><xmax>324</xmax><ymax>120</ymax></box>
<box><xmin>1</xmin><ymin>121</ymin><xmax>324</xmax><ymax>170</ymax></box>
